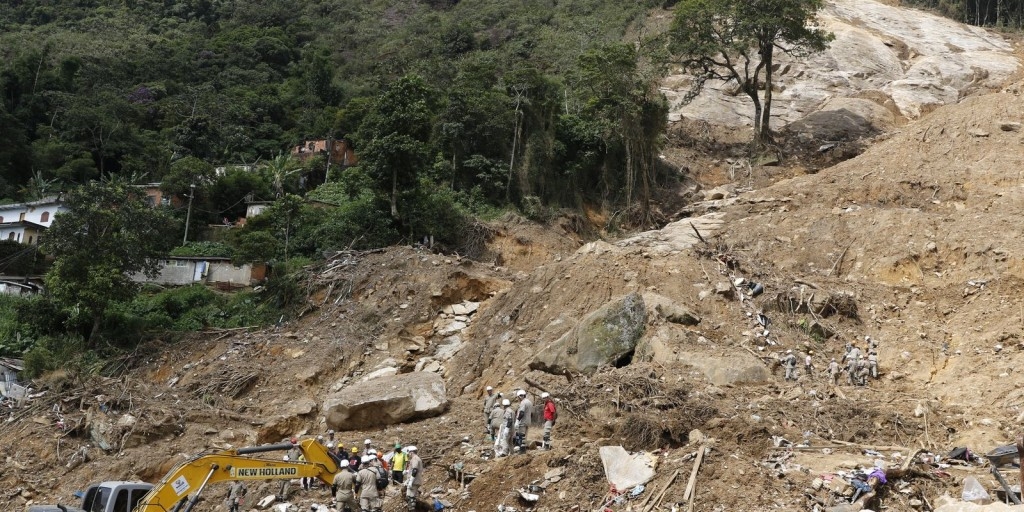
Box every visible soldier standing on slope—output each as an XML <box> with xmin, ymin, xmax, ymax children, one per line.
<box><xmin>483</xmin><ymin>386</ymin><xmax>497</xmax><ymax>437</ymax></box>
<box><xmin>845</xmin><ymin>342</ymin><xmax>862</xmax><ymax>385</ymax></box>
<box><xmin>333</xmin><ymin>459</ymin><xmax>358</xmax><ymax>512</ymax></box>
<box><xmin>514</xmin><ymin>390</ymin><xmax>533</xmax><ymax>453</ymax></box>
<box><xmin>494</xmin><ymin>399</ymin><xmax>513</xmax><ymax>457</ymax></box>
<box><xmin>357</xmin><ymin>456</ymin><xmax>381</xmax><ymax>512</ymax></box>
<box><xmin>489</xmin><ymin>398</ymin><xmax>504</xmax><ymax>443</ymax></box>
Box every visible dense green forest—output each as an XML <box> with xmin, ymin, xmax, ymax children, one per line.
<box><xmin>0</xmin><ymin>0</ymin><xmax>671</xmax><ymax>235</ymax></box>
<box><xmin>903</xmin><ymin>0</ymin><xmax>1024</xmax><ymax>27</ymax></box>
<box><xmin>0</xmin><ymin>0</ymin><xmax>677</xmax><ymax>371</ymax></box>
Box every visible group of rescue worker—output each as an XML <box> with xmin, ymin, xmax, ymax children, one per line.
<box><xmin>227</xmin><ymin>388</ymin><xmax>559</xmax><ymax>512</ymax></box>
<box><xmin>779</xmin><ymin>335</ymin><xmax>880</xmax><ymax>386</ymax></box>
<box><xmin>483</xmin><ymin>387</ymin><xmax>557</xmax><ymax>456</ymax></box>
<box><xmin>229</xmin><ymin>433</ymin><xmax>423</xmax><ymax>512</ymax></box>
<box><xmin>329</xmin><ymin>437</ymin><xmax>423</xmax><ymax>512</ymax></box>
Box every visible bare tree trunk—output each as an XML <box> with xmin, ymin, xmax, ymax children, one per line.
<box><xmin>89</xmin><ymin>315</ymin><xmax>102</xmax><ymax>345</ymax></box>
<box><xmin>760</xmin><ymin>45</ymin><xmax>776</xmax><ymax>143</ymax></box>
<box><xmin>625</xmin><ymin>138</ymin><xmax>634</xmax><ymax>208</ymax></box>
<box><xmin>506</xmin><ymin>89</ymin><xmax>525</xmax><ymax>202</ymax></box>
<box><xmin>747</xmin><ymin>85</ymin><xmax>763</xmax><ymax>145</ymax></box>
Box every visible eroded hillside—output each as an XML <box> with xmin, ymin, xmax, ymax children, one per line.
<box><xmin>7</xmin><ymin>8</ymin><xmax>1024</xmax><ymax>512</ymax></box>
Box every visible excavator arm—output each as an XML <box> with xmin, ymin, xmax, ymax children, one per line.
<box><xmin>134</xmin><ymin>439</ymin><xmax>339</xmax><ymax>512</ymax></box>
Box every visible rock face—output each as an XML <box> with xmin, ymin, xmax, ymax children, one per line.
<box><xmin>530</xmin><ymin>293</ymin><xmax>647</xmax><ymax>375</ymax></box>
<box><xmin>663</xmin><ymin>0</ymin><xmax>1018</xmax><ymax>137</ymax></box>
<box><xmin>323</xmin><ymin>372</ymin><xmax>448</xmax><ymax>431</ymax></box>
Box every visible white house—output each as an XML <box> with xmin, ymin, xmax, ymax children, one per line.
<box><xmin>0</xmin><ymin>196</ymin><xmax>67</xmax><ymax>228</ymax></box>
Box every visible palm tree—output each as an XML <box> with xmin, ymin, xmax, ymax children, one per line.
<box><xmin>263</xmin><ymin>152</ymin><xmax>301</xmax><ymax>197</ymax></box>
<box><xmin>19</xmin><ymin>170</ymin><xmax>60</xmax><ymax>201</ymax></box>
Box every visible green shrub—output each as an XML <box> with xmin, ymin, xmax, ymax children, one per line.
<box><xmin>170</xmin><ymin>241</ymin><xmax>234</xmax><ymax>258</ymax></box>
<box><xmin>22</xmin><ymin>335</ymin><xmax>88</xmax><ymax>379</ymax></box>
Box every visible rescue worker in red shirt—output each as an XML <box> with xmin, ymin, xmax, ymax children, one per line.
<box><xmin>541</xmin><ymin>392</ymin><xmax>557</xmax><ymax>450</ymax></box>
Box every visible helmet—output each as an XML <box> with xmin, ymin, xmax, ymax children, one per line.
<box><xmin>317</xmin><ymin>435</ymin><xmax>324</xmax><ymax>441</ymax></box>
<box><xmin>485</xmin><ymin>386</ymin><xmax>493</xmax><ymax>391</ymax></box>
<box><xmin>407</xmin><ymin>446</ymin><xmax>417</xmax><ymax>452</ymax></box>
<box><xmin>364</xmin><ymin>439</ymin><xmax>372</xmax><ymax>445</ymax></box>
<box><xmin>395</xmin><ymin>442</ymin><xmax>402</xmax><ymax>449</ymax></box>
<box><xmin>368</xmin><ymin>449</ymin><xmax>377</xmax><ymax>456</ymax></box>
<box><xmin>786</xmin><ymin>349</ymin><xmax>792</xmax><ymax>354</ymax></box>
<box><xmin>326</xmin><ymin>442</ymin><xmax>335</xmax><ymax>449</ymax></box>
<box><xmin>516</xmin><ymin>390</ymin><xmax>527</xmax><ymax>397</ymax></box>
<box><xmin>501</xmin><ymin>399</ymin><xmax>511</xmax><ymax>406</ymax></box>
<box><xmin>328</xmin><ymin>429</ymin><xmax>335</xmax><ymax>435</ymax></box>
<box><xmin>351</xmin><ymin>447</ymin><xmax>359</xmax><ymax>454</ymax></box>
<box><xmin>865</xmin><ymin>335</ymin><xmax>871</xmax><ymax>341</ymax></box>
<box><xmin>361</xmin><ymin>455</ymin><xmax>372</xmax><ymax>463</ymax></box>
<box><xmin>540</xmin><ymin>392</ymin><xmax>550</xmax><ymax>399</ymax></box>
<box><xmin>339</xmin><ymin>459</ymin><xmax>350</xmax><ymax>467</ymax></box>
<box><xmin>808</xmin><ymin>350</ymin><xmax>813</xmax><ymax>355</ymax></box>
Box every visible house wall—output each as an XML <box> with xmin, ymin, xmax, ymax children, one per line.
<box><xmin>131</xmin><ymin>259</ymin><xmax>200</xmax><ymax>286</ymax></box>
<box><xmin>0</xmin><ymin>282</ymin><xmax>33</xmax><ymax>296</ymax></box>
<box><xmin>207</xmin><ymin>262</ymin><xmax>253</xmax><ymax>285</ymax></box>
<box><xmin>246</xmin><ymin>204</ymin><xmax>270</xmax><ymax>217</ymax></box>
<box><xmin>132</xmin><ymin>259</ymin><xmax>256</xmax><ymax>287</ymax></box>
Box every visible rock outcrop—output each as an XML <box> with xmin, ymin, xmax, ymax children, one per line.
<box><xmin>530</xmin><ymin>293</ymin><xmax>647</xmax><ymax>375</ymax></box>
<box><xmin>323</xmin><ymin>372</ymin><xmax>448</xmax><ymax>430</ymax></box>
<box><xmin>663</xmin><ymin>0</ymin><xmax>1018</xmax><ymax>137</ymax></box>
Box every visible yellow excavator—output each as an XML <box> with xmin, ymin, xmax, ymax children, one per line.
<box><xmin>29</xmin><ymin>438</ymin><xmax>340</xmax><ymax>512</ymax></box>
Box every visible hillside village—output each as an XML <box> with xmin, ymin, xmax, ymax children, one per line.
<box><xmin>6</xmin><ymin>0</ymin><xmax>1024</xmax><ymax>512</ymax></box>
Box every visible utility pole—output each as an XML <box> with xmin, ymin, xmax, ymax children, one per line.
<box><xmin>183</xmin><ymin>183</ymin><xmax>195</xmax><ymax>244</ymax></box>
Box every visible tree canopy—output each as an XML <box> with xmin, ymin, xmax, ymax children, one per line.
<box><xmin>41</xmin><ymin>180</ymin><xmax>177</xmax><ymax>342</ymax></box>
<box><xmin>669</xmin><ymin>0</ymin><xmax>833</xmax><ymax>143</ymax></box>
<box><xmin>0</xmin><ymin>0</ymin><xmax>675</xmax><ymax>228</ymax></box>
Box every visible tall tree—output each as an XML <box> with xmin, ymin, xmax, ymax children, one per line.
<box><xmin>41</xmin><ymin>181</ymin><xmax>176</xmax><ymax>343</ymax></box>
<box><xmin>356</xmin><ymin>75</ymin><xmax>434</xmax><ymax>218</ymax></box>
<box><xmin>669</xmin><ymin>0</ymin><xmax>833</xmax><ymax>143</ymax></box>
<box><xmin>576</xmin><ymin>43</ymin><xmax>667</xmax><ymax>218</ymax></box>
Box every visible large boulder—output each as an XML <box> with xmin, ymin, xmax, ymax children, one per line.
<box><xmin>530</xmin><ymin>293</ymin><xmax>647</xmax><ymax>375</ymax></box>
<box><xmin>323</xmin><ymin>372</ymin><xmax>448</xmax><ymax>431</ymax></box>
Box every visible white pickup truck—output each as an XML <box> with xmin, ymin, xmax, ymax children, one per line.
<box><xmin>28</xmin><ymin>481</ymin><xmax>154</xmax><ymax>512</ymax></box>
